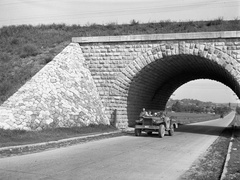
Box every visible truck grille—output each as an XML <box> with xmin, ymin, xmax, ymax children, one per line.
<box><xmin>143</xmin><ymin>118</ymin><xmax>153</xmax><ymax>126</ymax></box>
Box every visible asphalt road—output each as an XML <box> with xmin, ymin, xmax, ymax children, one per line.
<box><xmin>0</xmin><ymin>112</ymin><xmax>235</xmax><ymax>180</ymax></box>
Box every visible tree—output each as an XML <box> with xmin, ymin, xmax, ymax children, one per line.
<box><xmin>171</xmin><ymin>101</ymin><xmax>182</xmax><ymax>112</ymax></box>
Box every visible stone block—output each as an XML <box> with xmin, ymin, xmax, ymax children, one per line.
<box><xmin>193</xmin><ymin>48</ymin><xmax>199</xmax><ymax>55</ymax></box>
<box><xmin>215</xmin><ymin>42</ymin><xmax>225</xmax><ymax>46</ymax></box>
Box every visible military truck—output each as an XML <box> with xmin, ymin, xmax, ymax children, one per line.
<box><xmin>134</xmin><ymin>111</ymin><xmax>178</xmax><ymax>138</ymax></box>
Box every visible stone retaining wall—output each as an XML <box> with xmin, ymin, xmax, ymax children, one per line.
<box><xmin>0</xmin><ymin>43</ymin><xmax>109</xmax><ymax>130</ymax></box>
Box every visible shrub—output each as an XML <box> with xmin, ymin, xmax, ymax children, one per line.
<box><xmin>106</xmin><ymin>22</ymin><xmax>118</xmax><ymax>30</ymax></box>
<box><xmin>206</xmin><ymin>17</ymin><xmax>224</xmax><ymax>26</ymax></box>
<box><xmin>130</xmin><ymin>19</ymin><xmax>139</xmax><ymax>26</ymax></box>
<box><xmin>20</xmin><ymin>43</ymin><xmax>38</xmax><ymax>58</ymax></box>
<box><xmin>41</xmin><ymin>54</ymin><xmax>53</xmax><ymax>64</ymax></box>
<box><xmin>0</xmin><ymin>80</ymin><xmax>11</xmax><ymax>96</ymax></box>
<box><xmin>0</xmin><ymin>52</ymin><xmax>11</xmax><ymax>62</ymax></box>
<box><xmin>10</xmin><ymin>38</ymin><xmax>21</xmax><ymax>45</ymax></box>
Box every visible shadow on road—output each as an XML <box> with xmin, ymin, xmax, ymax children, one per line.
<box><xmin>174</xmin><ymin>124</ymin><xmax>232</xmax><ymax>137</ymax></box>
<box><xmin>125</xmin><ymin>124</ymin><xmax>233</xmax><ymax>138</ymax></box>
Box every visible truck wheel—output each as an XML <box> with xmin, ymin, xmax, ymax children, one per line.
<box><xmin>169</xmin><ymin>125</ymin><xmax>174</xmax><ymax>136</ymax></box>
<box><xmin>135</xmin><ymin>129</ymin><xmax>141</xmax><ymax>136</ymax></box>
<box><xmin>158</xmin><ymin>124</ymin><xmax>165</xmax><ymax>138</ymax></box>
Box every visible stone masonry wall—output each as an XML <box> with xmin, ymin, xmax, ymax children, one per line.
<box><xmin>0</xmin><ymin>43</ymin><xmax>109</xmax><ymax>130</ymax></box>
<box><xmin>76</xmin><ymin>32</ymin><xmax>240</xmax><ymax>128</ymax></box>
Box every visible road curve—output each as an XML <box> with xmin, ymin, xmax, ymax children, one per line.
<box><xmin>0</xmin><ymin>112</ymin><xmax>235</xmax><ymax>180</ymax></box>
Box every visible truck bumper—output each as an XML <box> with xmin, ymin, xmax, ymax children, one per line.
<box><xmin>135</xmin><ymin>125</ymin><xmax>159</xmax><ymax>130</ymax></box>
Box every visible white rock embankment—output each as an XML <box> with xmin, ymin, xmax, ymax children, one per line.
<box><xmin>0</xmin><ymin>43</ymin><xmax>109</xmax><ymax>130</ymax></box>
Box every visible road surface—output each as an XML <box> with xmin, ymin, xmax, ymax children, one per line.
<box><xmin>0</xmin><ymin>112</ymin><xmax>235</xmax><ymax>180</ymax></box>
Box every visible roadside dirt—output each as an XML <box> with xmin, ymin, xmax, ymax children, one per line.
<box><xmin>222</xmin><ymin>115</ymin><xmax>240</xmax><ymax>180</ymax></box>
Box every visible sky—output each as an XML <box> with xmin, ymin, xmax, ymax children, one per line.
<box><xmin>0</xmin><ymin>0</ymin><xmax>239</xmax><ymax>26</ymax></box>
<box><xmin>0</xmin><ymin>0</ymin><xmax>240</xmax><ymax>103</ymax></box>
<box><xmin>172</xmin><ymin>80</ymin><xmax>239</xmax><ymax>104</ymax></box>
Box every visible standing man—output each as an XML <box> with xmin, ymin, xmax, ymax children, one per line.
<box><xmin>162</xmin><ymin>112</ymin><xmax>170</xmax><ymax>130</ymax></box>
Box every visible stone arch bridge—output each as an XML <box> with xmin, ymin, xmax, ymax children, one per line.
<box><xmin>0</xmin><ymin>31</ymin><xmax>240</xmax><ymax>130</ymax></box>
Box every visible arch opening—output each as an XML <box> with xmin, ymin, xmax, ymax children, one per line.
<box><xmin>127</xmin><ymin>54</ymin><xmax>240</xmax><ymax>126</ymax></box>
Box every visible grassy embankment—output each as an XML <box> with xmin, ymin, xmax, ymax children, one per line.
<box><xmin>0</xmin><ymin>18</ymin><xmax>240</xmax><ymax>104</ymax></box>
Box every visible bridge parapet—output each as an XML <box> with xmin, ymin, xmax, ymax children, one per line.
<box><xmin>72</xmin><ymin>31</ymin><xmax>240</xmax><ymax>43</ymax></box>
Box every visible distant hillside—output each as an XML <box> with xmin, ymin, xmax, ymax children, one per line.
<box><xmin>167</xmin><ymin>98</ymin><xmax>235</xmax><ymax>108</ymax></box>
<box><xmin>0</xmin><ymin>19</ymin><xmax>240</xmax><ymax>104</ymax></box>
<box><xmin>166</xmin><ymin>98</ymin><xmax>233</xmax><ymax>114</ymax></box>
<box><xmin>166</xmin><ymin>98</ymin><xmax>215</xmax><ymax>110</ymax></box>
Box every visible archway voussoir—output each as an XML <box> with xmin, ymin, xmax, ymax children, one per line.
<box><xmin>188</xmin><ymin>48</ymin><xmax>194</xmax><ymax>55</ymax></box>
<box><xmin>199</xmin><ymin>50</ymin><xmax>208</xmax><ymax>58</ymax></box>
<box><xmin>170</xmin><ymin>49</ymin><xmax>176</xmax><ymax>55</ymax></box>
<box><xmin>225</xmin><ymin>64</ymin><xmax>234</xmax><ymax>73</ymax></box>
<box><xmin>211</xmin><ymin>54</ymin><xmax>218</xmax><ymax>62</ymax></box>
<box><xmin>217</xmin><ymin>51</ymin><xmax>224</xmax><ymax>59</ymax></box>
<box><xmin>157</xmin><ymin>51</ymin><xmax>163</xmax><ymax>59</ymax></box>
<box><xmin>139</xmin><ymin>55</ymin><xmax>148</xmax><ymax>66</ymax></box>
<box><xmin>129</xmin><ymin>62</ymin><xmax>140</xmax><ymax>74</ymax></box>
<box><xmin>133</xmin><ymin>60</ymin><xmax>144</xmax><ymax>72</ymax></box>
<box><xmin>147</xmin><ymin>50</ymin><xmax>153</xmax><ymax>56</ymax></box>
<box><xmin>122</xmin><ymin>70</ymin><xmax>135</xmax><ymax>83</ymax></box>
<box><xmin>121</xmin><ymin>68</ymin><xmax>127</xmax><ymax>76</ymax></box>
<box><xmin>148</xmin><ymin>55</ymin><xmax>155</xmax><ymax>62</ymax></box>
<box><xmin>199</xmin><ymin>44</ymin><xmax>205</xmax><ymax>52</ymax></box>
<box><xmin>160</xmin><ymin>44</ymin><xmax>166</xmax><ymax>51</ymax></box>
<box><xmin>217</xmin><ymin>58</ymin><xmax>225</xmax><ymax>66</ymax></box>
<box><xmin>213</xmin><ymin>49</ymin><xmax>221</xmax><ymax>56</ymax></box>
<box><xmin>122</xmin><ymin>69</ymin><xmax>133</xmax><ymax>80</ymax></box>
<box><xmin>206</xmin><ymin>53</ymin><xmax>213</xmax><ymax>60</ymax></box>
<box><xmin>231</xmin><ymin>58</ymin><xmax>238</xmax><ymax>67</ymax></box>
<box><xmin>153</xmin><ymin>54</ymin><xmax>159</xmax><ymax>60</ymax></box>
<box><xmin>193</xmin><ymin>48</ymin><xmax>199</xmax><ymax>56</ymax></box>
<box><xmin>117</xmin><ymin>76</ymin><xmax>131</xmax><ymax>90</ymax></box>
<box><xmin>166</xmin><ymin>49</ymin><xmax>172</xmax><ymax>56</ymax></box>
<box><xmin>118</xmin><ymin>80</ymin><xmax>129</xmax><ymax>91</ymax></box>
<box><xmin>208</xmin><ymin>46</ymin><xmax>215</xmax><ymax>54</ymax></box>
<box><xmin>144</xmin><ymin>56</ymin><xmax>152</xmax><ymax>64</ymax></box>
<box><xmin>185</xmin><ymin>48</ymin><xmax>190</xmax><ymax>55</ymax></box>
<box><xmin>231</xmin><ymin>69</ymin><xmax>238</xmax><ymax>77</ymax></box>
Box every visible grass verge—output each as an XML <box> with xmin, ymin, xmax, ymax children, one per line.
<box><xmin>0</xmin><ymin>124</ymin><xmax>117</xmax><ymax>148</ymax></box>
